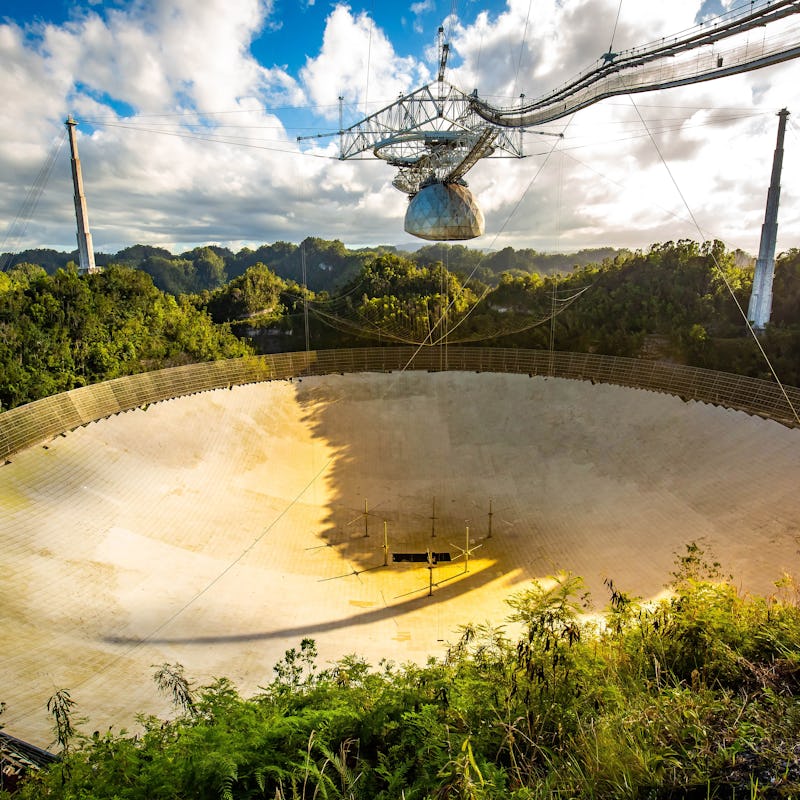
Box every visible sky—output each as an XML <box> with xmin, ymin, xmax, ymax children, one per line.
<box><xmin>1</xmin><ymin>0</ymin><xmax>799</xmax><ymax>256</ymax></box>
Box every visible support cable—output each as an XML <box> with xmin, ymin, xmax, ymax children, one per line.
<box><xmin>549</xmin><ymin>148</ymin><xmax>565</xmax><ymax>373</ymax></box>
<box><xmin>512</xmin><ymin>0</ymin><xmax>535</xmax><ymax>99</ymax></box>
<box><xmin>393</xmin><ymin>121</ymin><xmax>572</xmax><ymax>377</ymax></box>
<box><xmin>560</xmin><ymin>149</ymin><xmax>693</xmax><ymax>229</ymax></box>
<box><xmin>363</xmin><ymin>1</ymin><xmax>376</xmax><ymax>118</ymax></box>
<box><xmin>432</xmin><ymin>120</ymin><xmax>574</xmax><ymax>345</ymax></box>
<box><xmin>445</xmin><ymin>0</ymin><xmax>459</xmax><ymax>42</ymax></box>
<box><xmin>305</xmin><ymin>281</ymin><xmax>590</xmax><ymax>346</ymax></box>
<box><xmin>0</xmin><ymin>131</ymin><xmax>67</xmax><ymax>270</ymax></box>
<box><xmin>474</xmin><ymin>0</ymin><xmax>800</xmax><ymax>128</ymax></box>
<box><xmin>607</xmin><ymin>0</ymin><xmax>624</xmax><ymax>56</ymax></box>
<box><xmin>79</xmin><ymin>121</ymin><xmax>340</xmax><ymax>160</ymax></box>
<box><xmin>3</xmin><ymin>453</ymin><xmax>336</xmax><ymax>728</ymax></box>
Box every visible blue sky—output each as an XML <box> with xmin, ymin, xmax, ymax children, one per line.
<box><xmin>5</xmin><ymin>1</ymin><xmax>506</xmax><ymax>120</ymax></box>
<box><xmin>11</xmin><ymin>0</ymin><xmax>461</xmax><ymax>74</ymax></box>
<box><xmin>1</xmin><ymin>0</ymin><xmax>799</xmax><ymax>254</ymax></box>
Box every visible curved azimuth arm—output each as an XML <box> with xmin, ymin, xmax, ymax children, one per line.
<box><xmin>296</xmin><ymin>0</ymin><xmax>798</xmax><ymax>240</ymax></box>
<box><xmin>471</xmin><ymin>0</ymin><xmax>800</xmax><ymax>128</ymax></box>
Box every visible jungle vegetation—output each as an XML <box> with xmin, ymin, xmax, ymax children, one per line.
<box><xmin>0</xmin><ymin>262</ymin><xmax>249</xmax><ymax>410</ymax></box>
<box><xmin>2</xmin><ymin>238</ymin><xmax>799</xmax><ymax>410</ymax></box>
<box><xmin>1</xmin><ymin>240</ymin><xmax>622</xmax><ymax>294</ymax></box>
<box><xmin>5</xmin><ymin>544</ymin><xmax>800</xmax><ymax>799</ymax></box>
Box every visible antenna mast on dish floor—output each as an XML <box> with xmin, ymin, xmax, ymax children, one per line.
<box><xmin>65</xmin><ymin>116</ymin><xmax>98</xmax><ymax>274</ymax></box>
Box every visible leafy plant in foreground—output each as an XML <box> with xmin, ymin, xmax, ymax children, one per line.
<box><xmin>10</xmin><ymin>550</ymin><xmax>800</xmax><ymax>799</ymax></box>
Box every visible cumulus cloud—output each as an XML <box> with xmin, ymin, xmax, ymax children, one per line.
<box><xmin>0</xmin><ymin>0</ymin><xmax>326</xmax><ymax>252</ymax></box>
<box><xmin>1</xmin><ymin>0</ymin><xmax>798</xmax><ymax>256</ymax></box>
<box><xmin>410</xmin><ymin>0</ymin><xmax>435</xmax><ymax>34</ymax></box>
<box><xmin>300</xmin><ymin>4</ymin><xmax>428</xmax><ymax>119</ymax></box>
<box><xmin>445</xmin><ymin>0</ymin><xmax>800</xmax><ymax>253</ymax></box>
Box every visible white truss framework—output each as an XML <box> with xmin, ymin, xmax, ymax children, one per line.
<box><xmin>333</xmin><ymin>83</ymin><xmax>524</xmax><ymax>196</ymax></box>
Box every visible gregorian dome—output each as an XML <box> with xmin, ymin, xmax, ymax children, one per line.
<box><xmin>404</xmin><ymin>182</ymin><xmax>485</xmax><ymax>241</ymax></box>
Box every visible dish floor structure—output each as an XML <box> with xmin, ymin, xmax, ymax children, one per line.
<box><xmin>2</xmin><ymin>369</ymin><xmax>799</xmax><ymax>744</ymax></box>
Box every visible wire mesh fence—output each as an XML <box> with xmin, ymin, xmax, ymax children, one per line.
<box><xmin>2</xmin><ymin>347</ymin><xmax>798</xmax><ymax>459</ymax></box>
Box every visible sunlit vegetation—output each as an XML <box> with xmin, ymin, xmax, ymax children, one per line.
<box><xmin>7</xmin><ymin>545</ymin><xmax>800</xmax><ymax>799</ymax></box>
<box><xmin>2</xmin><ymin>239</ymin><xmax>620</xmax><ymax>294</ymax></box>
<box><xmin>0</xmin><ymin>263</ymin><xmax>249</xmax><ymax>410</ymax></box>
<box><xmin>2</xmin><ymin>238</ymin><xmax>799</xmax><ymax>410</ymax></box>
<box><xmin>286</xmin><ymin>240</ymin><xmax>800</xmax><ymax>384</ymax></box>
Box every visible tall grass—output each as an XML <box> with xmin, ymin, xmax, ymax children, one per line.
<box><xmin>8</xmin><ymin>543</ymin><xmax>800</xmax><ymax>800</ymax></box>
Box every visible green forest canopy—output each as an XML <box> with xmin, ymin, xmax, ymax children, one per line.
<box><xmin>0</xmin><ymin>263</ymin><xmax>249</xmax><ymax>410</ymax></box>
<box><xmin>1</xmin><ymin>240</ymin><xmax>628</xmax><ymax>295</ymax></box>
<box><xmin>1</xmin><ymin>239</ymin><xmax>799</xmax><ymax>411</ymax></box>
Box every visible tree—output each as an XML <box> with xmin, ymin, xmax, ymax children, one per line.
<box><xmin>140</xmin><ymin>255</ymin><xmax>196</xmax><ymax>295</ymax></box>
<box><xmin>190</xmin><ymin>247</ymin><xmax>227</xmax><ymax>290</ymax></box>
<box><xmin>153</xmin><ymin>663</ymin><xmax>196</xmax><ymax>716</ymax></box>
<box><xmin>0</xmin><ymin>265</ymin><xmax>250</xmax><ymax>409</ymax></box>
<box><xmin>206</xmin><ymin>263</ymin><xmax>286</xmax><ymax>323</ymax></box>
<box><xmin>6</xmin><ymin>262</ymin><xmax>47</xmax><ymax>285</ymax></box>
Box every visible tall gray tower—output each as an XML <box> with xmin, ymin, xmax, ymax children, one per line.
<box><xmin>747</xmin><ymin>108</ymin><xmax>789</xmax><ymax>331</ymax></box>
<box><xmin>65</xmin><ymin>116</ymin><xmax>97</xmax><ymax>274</ymax></box>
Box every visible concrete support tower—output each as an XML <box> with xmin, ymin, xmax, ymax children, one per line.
<box><xmin>65</xmin><ymin>116</ymin><xmax>97</xmax><ymax>274</ymax></box>
<box><xmin>747</xmin><ymin>108</ymin><xmax>789</xmax><ymax>330</ymax></box>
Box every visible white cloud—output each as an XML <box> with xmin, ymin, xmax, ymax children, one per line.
<box><xmin>300</xmin><ymin>4</ymin><xmax>428</xmax><ymax>119</ymax></box>
<box><xmin>444</xmin><ymin>0</ymin><xmax>800</xmax><ymax>254</ymax></box>
<box><xmin>410</xmin><ymin>0</ymin><xmax>434</xmax><ymax>14</ymax></box>
<box><xmin>410</xmin><ymin>0</ymin><xmax>435</xmax><ymax>34</ymax></box>
<box><xmin>1</xmin><ymin>0</ymin><xmax>799</xmax><ymax>256</ymax></box>
<box><xmin>0</xmin><ymin>0</ymin><xmax>329</xmax><ymax>253</ymax></box>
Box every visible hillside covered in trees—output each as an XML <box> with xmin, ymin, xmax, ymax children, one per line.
<box><xmin>0</xmin><ymin>263</ymin><xmax>249</xmax><ymax>410</ymax></box>
<box><xmin>7</xmin><ymin>546</ymin><xmax>800</xmax><ymax>799</ymax></box>
<box><xmin>1</xmin><ymin>240</ymin><xmax>624</xmax><ymax>295</ymax></box>
<box><xmin>2</xmin><ymin>238</ymin><xmax>799</xmax><ymax>411</ymax></box>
